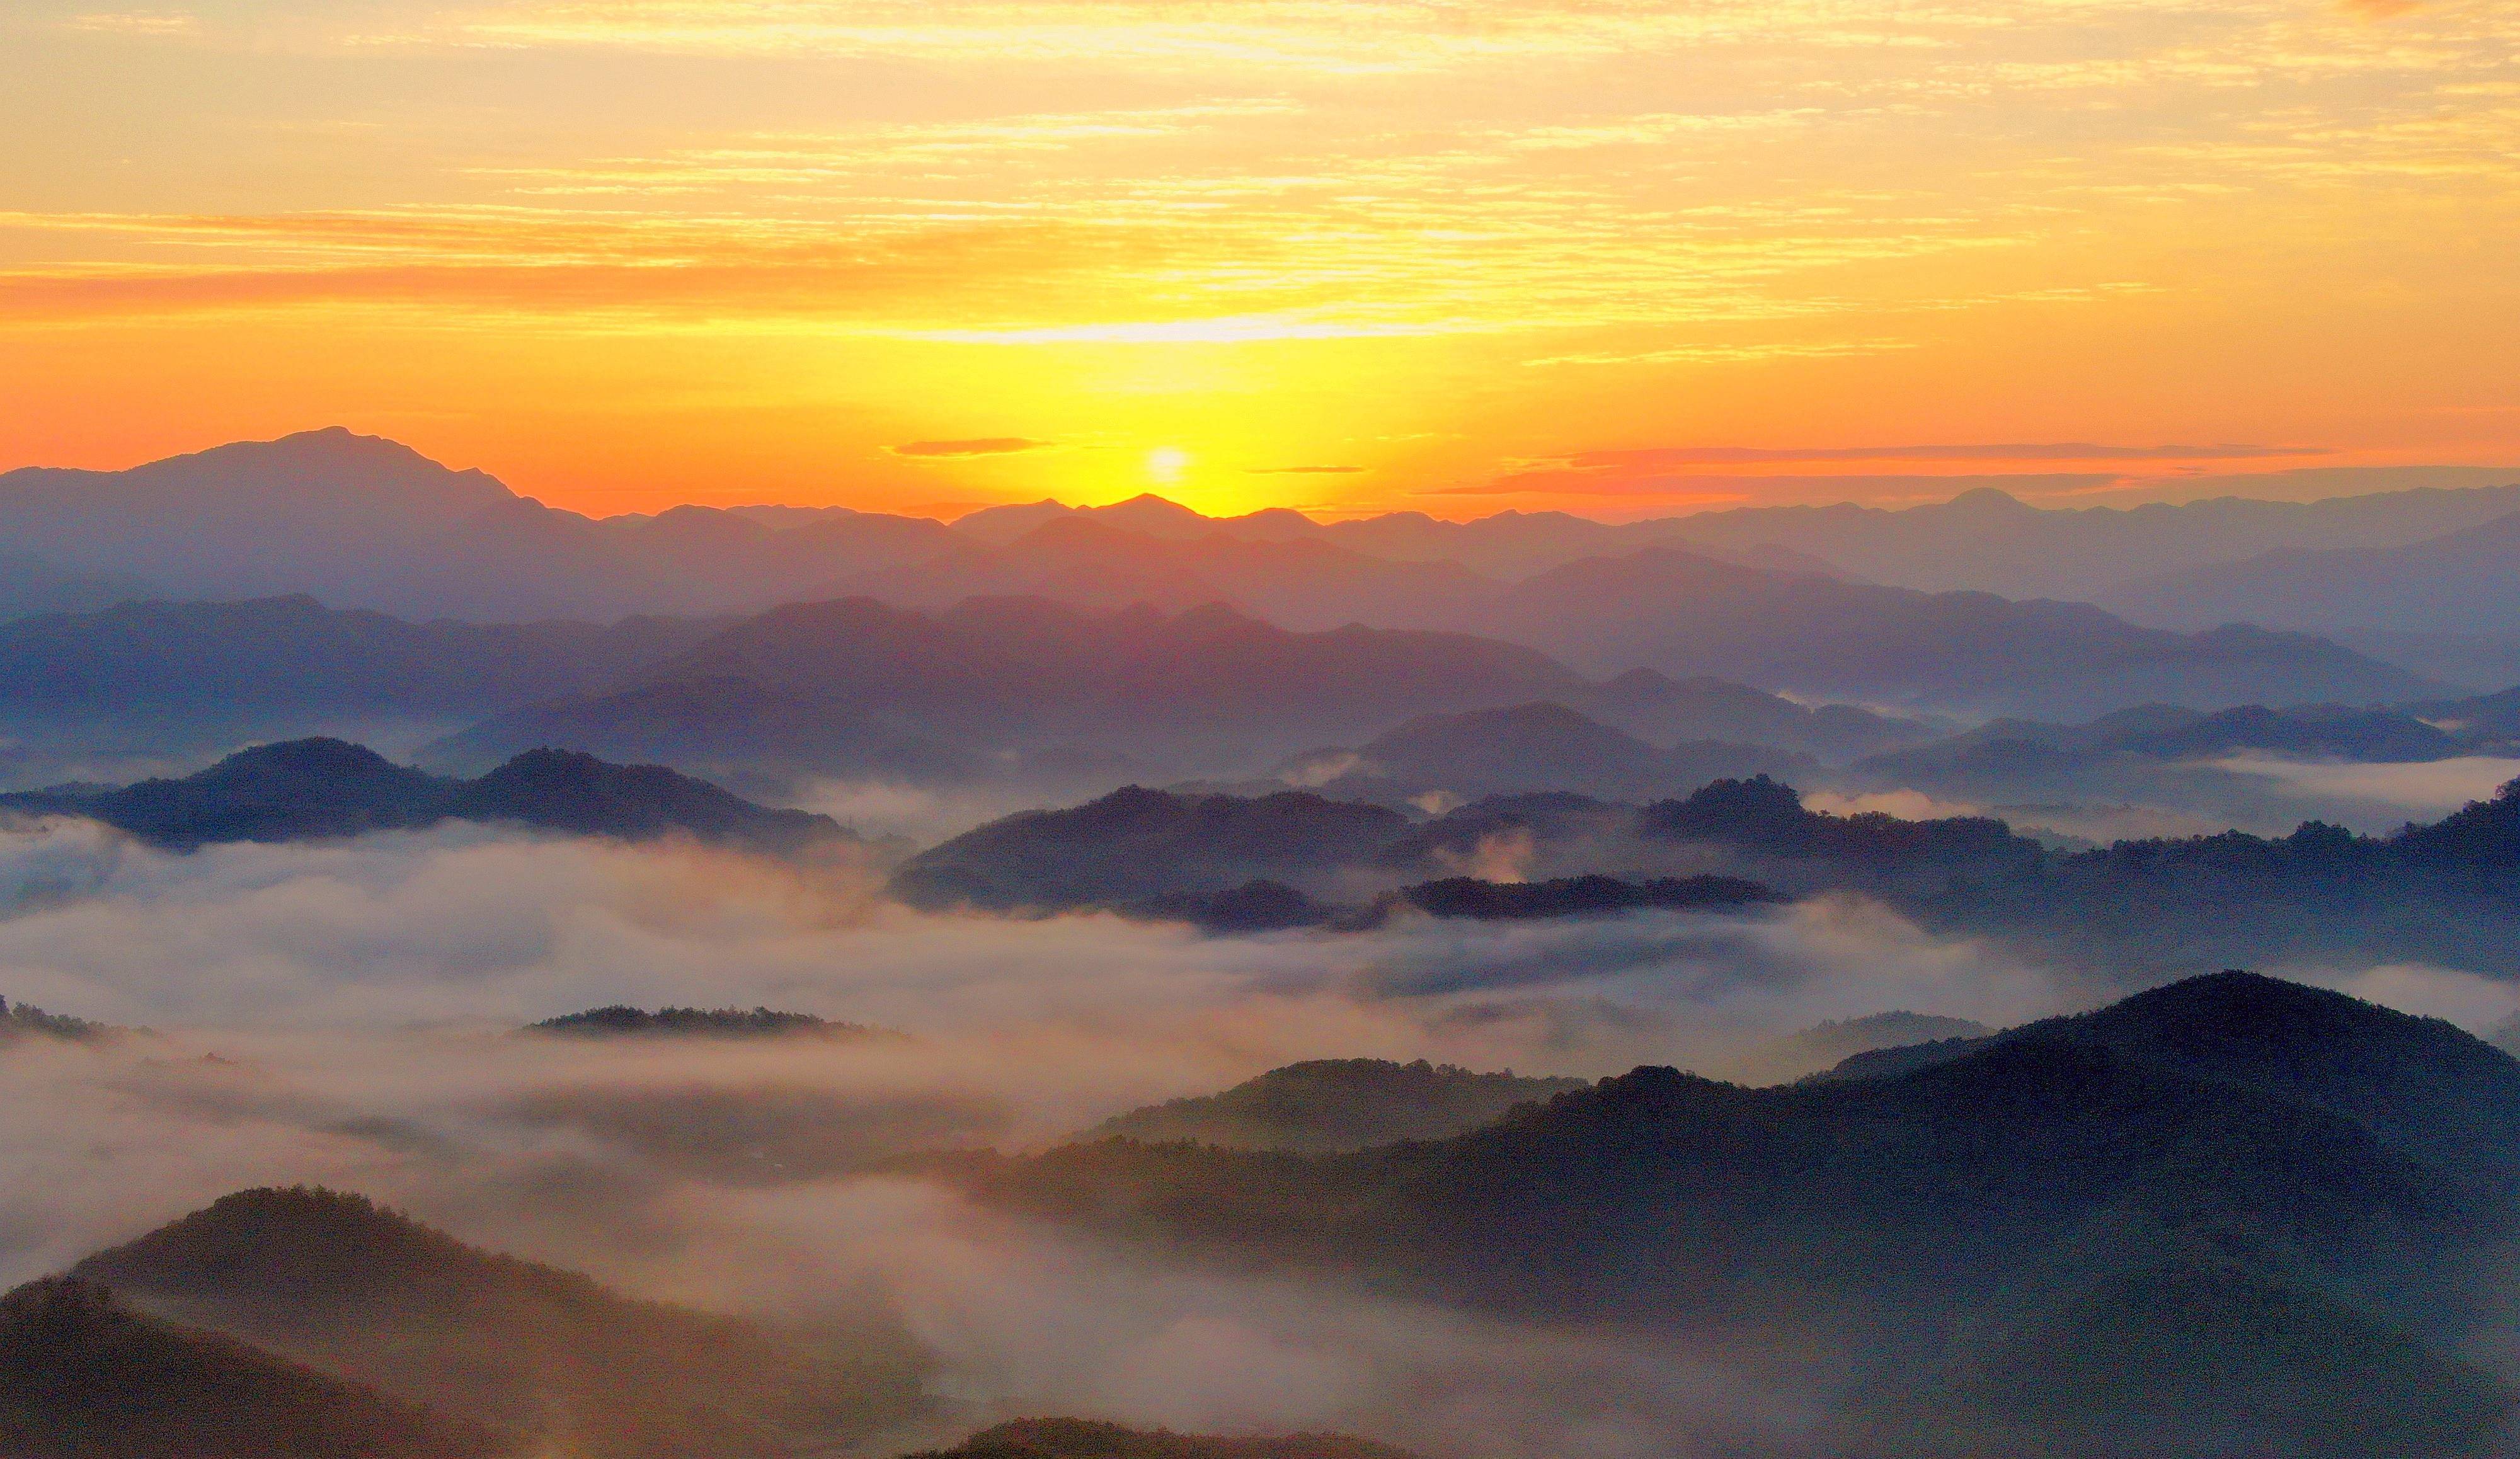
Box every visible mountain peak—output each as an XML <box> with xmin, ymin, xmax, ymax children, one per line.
<box><xmin>1944</xmin><ymin>485</ymin><xmax>2033</xmax><ymax>512</ymax></box>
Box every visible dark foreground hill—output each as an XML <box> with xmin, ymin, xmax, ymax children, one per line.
<box><xmin>0</xmin><ymin>1276</ymin><xmax>510</xmax><ymax>1459</ymax></box>
<box><xmin>1091</xmin><ymin>1059</ymin><xmax>1589</xmax><ymax>1153</ymax></box>
<box><xmin>903</xmin><ymin>1418</ymin><xmax>1421</xmax><ymax>1459</ymax></box>
<box><xmin>961</xmin><ymin>974</ymin><xmax>2520</xmax><ymax>1458</ymax></box>
<box><xmin>72</xmin><ymin>1188</ymin><xmax>929</xmax><ymax>1459</ymax></box>
<box><xmin>0</xmin><ymin>738</ymin><xmax>846</xmax><ymax>854</ymax></box>
<box><xmin>1811</xmin><ymin>971</ymin><xmax>2520</xmax><ymax>1182</ymax></box>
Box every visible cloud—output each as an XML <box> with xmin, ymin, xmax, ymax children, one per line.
<box><xmin>0</xmin><ymin>816</ymin><xmax>2104</xmax><ymax>1453</ymax></box>
<box><xmin>0</xmin><ymin>814</ymin><xmax>2496</xmax><ymax>1450</ymax></box>
<box><xmin>890</xmin><ymin>437</ymin><xmax>1055</xmax><ymax>459</ymax></box>
<box><xmin>1247</xmin><ymin>466</ymin><xmax>1365</xmax><ymax>475</ymax></box>
<box><xmin>1433</xmin><ymin>470</ymin><xmax>2118</xmax><ymax>499</ymax></box>
<box><xmin>2205</xmin><ymin>755</ymin><xmax>2520</xmax><ymax>824</ymax></box>
<box><xmin>1561</xmin><ymin>443</ymin><xmax>2325</xmax><ymax>468</ymax></box>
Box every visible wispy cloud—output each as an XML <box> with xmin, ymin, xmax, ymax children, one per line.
<box><xmin>1563</xmin><ymin>443</ymin><xmax>2328</xmax><ymax>469</ymax></box>
<box><xmin>891</xmin><ymin>437</ymin><xmax>1053</xmax><ymax>457</ymax></box>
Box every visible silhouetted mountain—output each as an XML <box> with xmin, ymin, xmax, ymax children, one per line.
<box><xmin>1639</xmin><ymin>774</ymin><xmax>2047</xmax><ymax>886</ymax></box>
<box><xmin>966</xmin><ymin>973</ymin><xmax>2519</xmax><ymax>1457</ymax></box>
<box><xmin>1368</xmin><ymin>873</ymin><xmax>1778</xmax><ymax>924</ymax></box>
<box><xmin>2102</xmin><ymin>508</ymin><xmax>2520</xmax><ymax>643</ymax></box>
<box><xmin>1815</xmin><ymin>971</ymin><xmax>2520</xmax><ymax>1179</ymax></box>
<box><xmin>1</xmin><ymin>739</ymin><xmax>846</xmax><ymax>854</ymax></box>
<box><xmin>1729</xmin><ymin>1011</ymin><xmax>1992</xmax><ymax>1085</ymax></box>
<box><xmin>1635</xmin><ymin>775</ymin><xmax>2520</xmax><ymax>976</ymax></box>
<box><xmin>0</xmin><ymin>430</ymin><xmax>974</xmax><ymax>622</ymax></box>
<box><xmin>1659</xmin><ymin>480</ymin><xmax>2520</xmax><ymax>600</ymax></box>
<box><xmin>1091</xmin><ymin>1059</ymin><xmax>1589</xmax><ymax>1153</ymax></box>
<box><xmin>0</xmin><ymin>1276</ymin><xmax>510</xmax><ymax>1459</ymax></box>
<box><xmin>800</xmin><ymin>513</ymin><xmax>2438</xmax><ymax>719</ymax></box>
<box><xmin>1476</xmin><ymin>547</ymin><xmax>2439</xmax><ymax>717</ymax></box>
<box><xmin>525</xmin><ymin>1005</ymin><xmax>882</xmax><ymax>1039</ymax></box>
<box><xmin>893</xmin><ymin>787</ymin><xmax>1406</xmax><ymax>912</ymax></box>
<box><xmin>903</xmin><ymin>1417</ymin><xmax>1422</xmax><ymax>1459</ymax></box>
<box><xmin>1264</xmin><ymin>702</ymin><xmax>1813</xmax><ymax>808</ymax></box>
<box><xmin>440</xmin><ymin>597</ymin><xmax>1591</xmax><ymax>787</ymax></box>
<box><xmin>861</xmin><ymin>516</ymin><xmax>1503</xmax><ymax>632</ymax></box>
<box><xmin>72</xmin><ymin>1187</ymin><xmax>929</xmax><ymax>1459</ymax></box>
<box><xmin>1574</xmin><ymin>669</ymin><xmax>1942</xmax><ymax>762</ymax></box>
<box><xmin>0</xmin><ymin>431</ymin><xmax>513</xmax><ymax>599</ymax></box>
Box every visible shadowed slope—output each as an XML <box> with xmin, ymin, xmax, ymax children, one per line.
<box><xmin>0</xmin><ymin>1276</ymin><xmax>510</xmax><ymax>1459</ymax></box>
<box><xmin>74</xmin><ymin>1188</ymin><xmax>929</xmax><ymax>1459</ymax></box>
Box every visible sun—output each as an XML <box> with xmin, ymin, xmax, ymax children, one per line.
<box><xmin>1145</xmin><ymin>447</ymin><xmax>1191</xmax><ymax>487</ymax></box>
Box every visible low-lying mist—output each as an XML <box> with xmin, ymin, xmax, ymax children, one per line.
<box><xmin>1</xmin><ymin>815</ymin><xmax>2509</xmax><ymax>1456</ymax></box>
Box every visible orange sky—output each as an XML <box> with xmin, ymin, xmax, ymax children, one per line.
<box><xmin>3</xmin><ymin>0</ymin><xmax>2516</xmax><ymax>519</ymax></box>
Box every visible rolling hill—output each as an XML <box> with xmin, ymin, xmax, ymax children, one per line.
<box><xmin>963</xmin><ymin>973</ymin><xmax>2520</xmax><ymax>1458</ymax></box>
<box><xmin>71</xmin><ymin>1187</ymin><xmax>930</xmax><ymax>1459</ymax></box>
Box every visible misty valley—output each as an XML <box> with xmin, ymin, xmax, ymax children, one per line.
<box><xmin>11</xmin><ymin>434</ymin><xmax>2520</xmax><ymax>1459</ymax></box>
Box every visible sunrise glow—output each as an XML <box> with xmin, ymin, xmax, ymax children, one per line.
<box><xmin>3</xmin><ymin>0</ymin><xmax>2516</xmax><ymax>516</ymax></box>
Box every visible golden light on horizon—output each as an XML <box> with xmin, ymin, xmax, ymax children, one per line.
<box><xmin>0</xmin><ymin>0</ymin><xmax>2514</xmax><ymax>518</ymax></box>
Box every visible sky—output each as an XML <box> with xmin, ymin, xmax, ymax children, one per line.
<box><xmin>2</xmin><ymin>0</ymin><xmax>2516</xmax><ymax>520</ymax></box>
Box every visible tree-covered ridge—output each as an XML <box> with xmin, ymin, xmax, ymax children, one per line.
<box><xmin>0</xmin><ymin>1276</ymin><xmax>511</xmax><ymax>1459</ymax></box>
<box><xmin>0</xmin><ymin>995</ymin><xmax>106</xmax><ymax>1043</ymax></box>
<box><xmin>902</xmin><ymin>1417</ymin><xmax>1421</xmax><ymax>1459</ymax></box>
<box><xmin>962</xmin><ymin>974</ymin><xmax>2520</xmax><ymax>1458</ymax></box>
<box><xmin>0</xmin><ymin>738</ymin><xmax>847</xmax><ymax>855</ymax></box>
<box><xmin>525</xmin><ymin>1005</ymin><xmax>885</xmax><ymax>1040</ymax></box>
<box><xmin>1091</xmin><ymin>1058</ymin><xmax>1589</xmax><ymax>1154</ymax></box>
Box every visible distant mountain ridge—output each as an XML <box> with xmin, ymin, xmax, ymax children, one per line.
<box><xmin>1</xmin><ymin>738</ymin><xmax>846</xmax><ymax>854</ymax></box>
<box><xmin>427</xmin><ymin>597</ymin><xmax>1595</xmax><ymax>783</ymax></box>
<box><xmin>0</xmin><ymin>431</ymin><xmax>2468</xmax><ymax>721</ymax></box>
<box><xmin>1256</xmin><ymin>702</ymin><xmax>1817</xmax><ymax>808</ymax></box>
<box><xmin>2102</xmin><ymin>508</ymin><xmax>2520</xmax><ymax>641</ymax></box>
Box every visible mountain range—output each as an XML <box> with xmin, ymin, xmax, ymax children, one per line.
<box><xmin>967</xmin><ymin>972</ymin><xmax>2520</xmax><ymax>1458</ymax></box>
<box><xmin>0</xmin><ymin>738</ymin><xmax>847</xmax><ymax>855</ymax></box>
<box><xmin>2104</xmin><ymin>508</ymin><xmax>2520</xmax><ymax>641</ymax></box>
<box><xmin>420</xmin><ymin>597</ymin><xmax>1592</xmax><ymax>787</ymax></box>
<box><xmin>15</xmin><ymin>432</ymin><xmax>2513</xmax><ymax>619</ymax></box>
<box><xmin>891</xmin><ymin>769</ymin><xmax>2520</xmax><ymax>982</ymax></box>
<box><xmin>0</xmin><ymin>431</ymin><xmax>2481</xmax><ymax>724</ymax></box>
